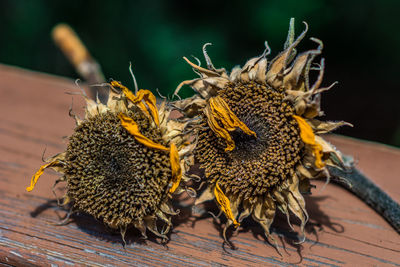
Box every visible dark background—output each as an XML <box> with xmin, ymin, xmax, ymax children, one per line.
<box><xmin>1</xmin><ymin>0</ymin><xmax>399</xmax><ymax>147</ymax></box>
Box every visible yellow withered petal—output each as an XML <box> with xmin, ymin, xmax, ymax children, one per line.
<box><xmin>26</xmin><ymin>161</ymin><xmax>60</xmax><ymax>192</ymax></box>
<box><xmin>169</xmin><ymin>143</ymin><xmax>182</xmax><ymax>193</ymax></box>
<box><xmin>111</xmin><ymin>81</ymin><xmax>160</xmax><ymax>126</ymax></box>
<box><xmin>118</xmin><ymin>113</ymin><xmax>168</xmax><ymax>152</ymax></box>
<box><xmin>111</xmin><ymin>81</ymin><xmax>150</xmax><ymax>116</ymax></box>
<box><xmin>214</xmin><ymin>182</ymin><xmax>240</xmax><ymax>227</ymax></box>
<box><xmin>204</xmin><ymin>105</ymin><xmax>236</xmax><ymax>151</ymax></box>
<box><xmin>134</xmin><ymin>89</ymin><xmax>160</xmax><ymax>127</ymax></box>
<box><xmin>206</xmin><ymin>96</ymin><xmax>256</xmax><ymax>151</ymax></box>
<box><xmin>119</xmin><ymin>113</ymin><xmax>182</xmax><ymax>193</ymax></box>
<box><xmin>293</xmin><ymin>115</ymin><xmax>325</xmax><ymax>168</ymax></box>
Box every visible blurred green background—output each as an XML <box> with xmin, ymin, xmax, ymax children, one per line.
<box><xmin>1</xmin><ymin>0</ymin><xmax>399</xmax><ymax>147</ymax></box>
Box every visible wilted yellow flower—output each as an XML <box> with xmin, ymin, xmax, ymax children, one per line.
<box><xmin>27</xmin><ymin>80</ymin><xmax>195</xmax><ymax>243</ymax></box>
<box><xmin>173</xmin><ymin>19</ymin><xmax>351</xmax><ymax>245</ymax></box>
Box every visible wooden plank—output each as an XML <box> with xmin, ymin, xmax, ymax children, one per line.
<box><xmin>0</xmin><ymin>64</ymin><xmax>399</xmax><ymax>266</ymax></box>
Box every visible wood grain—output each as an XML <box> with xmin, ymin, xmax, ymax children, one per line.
<box><xmin>0</xmin><ymin>64</ymin><xmax>399</xmax><ymax>266</ymax></box>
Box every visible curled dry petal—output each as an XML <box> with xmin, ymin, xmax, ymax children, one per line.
<box><xmin>214</xmin><ymin>183</ymin><xmax>240</xmax><ymax>227</ymax></box>
<box><xmin>118</xmin><ymin>113</ymin><xmax>169</xmax><ymax>151</ymax></box>
<box><xmin>172</xmin><ymin>95</ymin><xmax>206</xmax><ymax>118</ymax></box>
<box><xmin>293</xmin><ymin>115</ymin><xmax>325</xmax><ymax>169</ymax></box>
<box><xmin>26</xmin><ymin>161</ymin><xmax>61</xmax><ymax>192</ymax></box>
<box><xmin>169</xmin><ymin>143</ymin><xmax>182</xmax><ymax>193</ymax></box>
<box><xmin>308</xmin><ymin>119</ymin><xmax>353</xmax><ymax>134</ymax></box>
<box><xmin>266</xmin><ymin>22</ymin><xmax>309</xmax><ymax>88</ymax></box>
<box><xmin>111</xmin><ymin>81</ymin><xmax>160</xmax><ymax>126</ymax></box>
<box><xmin>205</xmin><ymin>96</ymin><xmax>256</xmax><ymax>151</ymax></box>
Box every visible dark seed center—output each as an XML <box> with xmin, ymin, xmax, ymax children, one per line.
<box><xmin>195</xmin><ymin>81</ymin><xmax>303</xmax><ymax>200</ymax></box>
<box><xmin>64</xmin><ymin>110</ymin><xmax>172</xmax><ymax>227</ymax></box>
<box><xmin>230</xmin><ymin>115</ymin><xmax>270</xmax><ymax>160</ymax></box>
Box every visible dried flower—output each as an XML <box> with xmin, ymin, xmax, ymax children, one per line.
<box><xmin>27</xmin><ymin>80</ymin><xmax>194</xmax><ymax>243</ymax></box>
<box><xmin>173</xmin><ymin>19</ymin><xmax>351</xmax><ymax>245</ymax></box>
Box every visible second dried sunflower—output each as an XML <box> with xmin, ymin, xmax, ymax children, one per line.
<box><xmin>27</xmin><ymin>80</ymin><xmax>195</xmax><ymax>242</ymax></box>
<box><xmin>174</xmin><ymin>19</ymin><xmax>351</xmax><ymax>244</ymax></box>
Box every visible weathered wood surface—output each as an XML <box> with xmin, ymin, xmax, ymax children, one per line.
<box><xmin>0</xmin><ymin>64</ymin><xmax>399</xmax><ymax>266</ymax></box>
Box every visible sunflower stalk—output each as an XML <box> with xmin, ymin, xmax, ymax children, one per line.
<box><xmin>52</xmin><ymin>23</ymin><xmax>108</xmax><ymax>103</ymax></box>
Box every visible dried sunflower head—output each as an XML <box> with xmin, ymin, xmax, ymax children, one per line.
<box><xmin>27</xmin><ymin>80</ymin><xmax>194</xmax><ymax>242</ymax></box>
<box><xmin>173</xmin><ymin>19</ymin><xmax>352</xmax><ymax>244</ymax></box>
